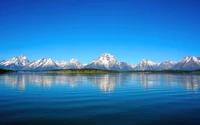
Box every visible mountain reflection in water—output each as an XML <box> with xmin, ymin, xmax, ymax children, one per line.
<box><xmin>0</xmin><ymin>72</ymin><xmax>200</xmax><ymax>93</ymax></box>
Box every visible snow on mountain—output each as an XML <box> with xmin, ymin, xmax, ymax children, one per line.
<box><xmin>0</xmin><ymin>55</ymin><xmax>29</xmax><ymax>70</ymax></box>
<box><xmin>119</xmin><ymin>62</ymin><xmax>134</xmax><ymax>70</ymax></box>
<box><xmin>82</xmin><ymin>64</ymin><xmax>87</xmax><ymax>67</ymax></box>
<box><xmin>158</xmin><ymin>61</ymin><xmax>177</xmax><ymax>70</ymax></box>
<box><xmin>56</xmin><ymin>58</ymin><xmax>83</xmax><ymax>69</ymax></box>
<box><xmin>0</xmin><ymin>55</ymin><xmax>83</xmax><ymax>70</ymax></box>
<box><xmin>130</xmin><ymin>64</ymin><xmax>136</xmax><ymax>69</ymax></box>
<box><xmin>55</xmin><ymin>61</ymin><xmax>68</xmax><ymax>69</ymax></box>
<box><xmin>84</xmin><ymin>53</ymin><xmax>133</xmax><ymax>70</ymax></box>
<box><xmin>84</xmin><ymin>53</ymin><xmax>122</xmax><ymax>70</ymax></box>
<box><xmin>134</xmin><ymin>59</ymin><xmax>159</xmax><ymax>70</ymax></box>
<box><xmin>0</xmin><ymin>59</ymin><xmax>5</xmax><ymax>64</ymax></box>
<box><xmin>29</xmin><ymin>58</ymin><xmax>58</xmax><ymax>70</ymax></box>
<box><xmin>172</xmin><ymin>56</ymin><xmax>200</xmax><ymax>70</ymax></box>
<box><xmin>68</xmin><ymin>58</ymin><xmax>83</xmax><ymax>69</ymax></box>
<box><xmin>0</xmin><ymin>54</ymin><xmax>200</xmax><ymax>70</ymax></box>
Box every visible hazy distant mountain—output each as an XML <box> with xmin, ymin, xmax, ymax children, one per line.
<box><xmin>0</xmin><ymin>54</ymin><xmax>200</xmax><ymax>70</ymax></box>
<box><xmin>158</xmin><ymin>61</ymin><xmax>177</xmax><ymax>70</ymax></box>
<box><xmin>56</xmin><ymin>58</ymin><xmax>83</xmax><ymax>69</ymax></box>
<box><xmin>55</xmin><ymin>61</ymin><xmax>68</xmax><ymax>69</ymax></box>
<box><xmin>119</xmin><ymin>62</ymin><xmax>134</xmax><ymax>71</ymax></box>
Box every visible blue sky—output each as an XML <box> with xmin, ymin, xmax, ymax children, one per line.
<box><xmin>0</xmin><ymin>0</ymin><xmax>199</xmax><ymax>64</ymax></box>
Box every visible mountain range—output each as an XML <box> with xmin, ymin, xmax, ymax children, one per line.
<box><xmin>0</xmin><ymin>53</ymin><xmax>200</xmax><ymax>70</ymax></box>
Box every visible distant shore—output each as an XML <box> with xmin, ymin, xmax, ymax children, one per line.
<box><xmin>0</xmin><ymin>68</ymin><xmax>15</xmax><ymax>74</ymax></box>
<box><xmin>1</xmin><ymin>68</ymin><xmax>200</xmax><ymax>74</ymax></box>
<box><xmin>126</xmin><ymin>70</ymin><xmax>200</xmax><ymax>74</ymax></box>
<box><xmin>48</xmin><ymin>68</ymin><xmax>119</xmax><ymax>74</ymax></box>
<box><xmin>48</xmin><ymin>69</ymin><xmax>200</xmax><ymax>74</ymax></box>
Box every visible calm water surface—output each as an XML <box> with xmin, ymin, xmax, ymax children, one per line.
<box><xmin>0</xmin><ymin>72</ymin><xmax>200</xmax><ymax>125</ymax></box>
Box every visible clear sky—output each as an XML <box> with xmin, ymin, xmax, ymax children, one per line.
<box><xmin>0</xmin><ymin>0</ymin><xmax>199</xmax><ymax>64</ymax></box>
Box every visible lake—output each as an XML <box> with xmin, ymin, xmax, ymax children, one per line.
<box><xmin>0</xmin><ymin>72</ymin><xmax>200</xmax><ymax>125</ymax></box>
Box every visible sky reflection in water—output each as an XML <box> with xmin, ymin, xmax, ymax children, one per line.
<box><xmin>0</xmin><ymin>72</ymin><xmax>199</xmax><ymax>93</ymax></box>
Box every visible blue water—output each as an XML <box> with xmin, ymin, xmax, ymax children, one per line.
<box><xmin>0</xmin><ymin>72</ymin><xmax>200</xmax><ymax>125</ymax></box>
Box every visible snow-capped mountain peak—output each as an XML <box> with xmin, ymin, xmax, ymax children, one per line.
<box><xmin>159</xmin><ymin>60</ymin><xmax>177</xmax><ymax>70</ymax></box>
<box><xmin>100</xmin><ymin>53</ymin><xmax>115</xmax><ymax>59</ymax></box>
<box><xmin>85</xmin><ymin>53</ymin><xmax>121</xmax><ymax>70</ymax></box>
<box><xmin>181</xmin><ymin>56</ymin><xmax>199</xmax><ymax>63</ymax></box>
<box><xmin>55</xmin><ymin>59</ymin><xmax>83</xmax><ymax>69</ymax></box>
<box><xmin>138</xmin><ymin>59</ymin><xmax>158</xmax><ymax>66</ymax></box>
<box><xmin>85</xmin><ymin>53</ymin><xmax>134</xmax><ymax>70</ymax></box>
<box><xmin>134</xmin><ymin>59</ymin><xmax>159</xmax><ymax>70</ymax></box>
<box><xmin>28</xmin><ymin>58</ymin><xmax>57</xmax><ymax>70</ymax></box>
<box><xmin>93</xmin><ymin>53</ymin><xmax>118</xmax><ymax>64</ymax></box>
<box><xmin>0</xmin><ymin>54</ymin><xmax>200</xmax><ymax>70</ymax></box>
<box><xmin>69</xmin><ymin>58</ymin><xmax>79</xmax><ymax>64</ymax></box>
<box><xmin>0</xmin><ymin>55</ymin><xmax>29</xmax><ymax>70</ymax></box>
<box><xmin>67</xmin><ymin>58</ymin><xmax>83</xmax><ymax>69</ymax></box>
<box><xmin>55</xmin><ymin>60</ymin><xmax>68</xmax><ymax>69</ymax></box>
<box><xmin>56</xmin><ymin>60</ymin><xmax>67</xmax><ymax>65</ymax></box>
<box><xmin>43</xmin><ymin>58</ymin><xmax>55</xmax><ymax>66</ymax></box>
<box><xmin>130</xmin><ymin>64</ymin><xmax>136</xmax><ymax>68</ymax></box>
<box><xmin>161</xmin><ymin>60</ymin><xmax>176</xmax><ymax>64</ymax></box>
<box><xmin>119</xmin><ymin>62</ymin><xmax>134</xmax><ymax>70</ymax></box>
<box><xmin>0</xmin><ymin>59</ymin><xmax>5</xmax><ymax>63</ymax></box>
<box><xmin>172</xmin><ymin>56</ymin><xmax>200</xmax><ymax>70</ymax></box>
<box><xmin>160</xmin><ymin>60</ymin><xmax>177</xmax><ymax>66</ymax></box>
<box><xmin>18</xmin><ymin>54</ymin><xmax>27</xmax><ymax>60</ymax></box>
<box><xmin>2</xmin><ymin>55</ymin><xmax>29</xmax><ymax>66</ymax></box>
